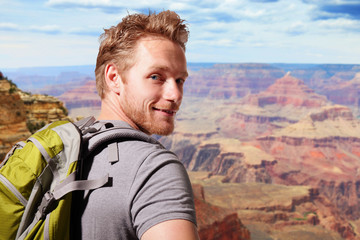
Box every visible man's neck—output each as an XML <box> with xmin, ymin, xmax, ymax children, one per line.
<box><xmin>97</xmin><ymin>96</ymin><xmax>140</xmax><ymax>131</ymax></box>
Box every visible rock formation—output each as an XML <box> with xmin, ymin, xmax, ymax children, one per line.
<box><xmin>288</xmin><ymin>64</ymin><xmax>360</xmax><ymax>91</ymax></box>
<box><xmin>322</xmin><ymin>72</ymin><xmax>360</xmax><ymax>103</ymax></box>
<box><xmin>256</xmin><ymin>105</ymin><xmax>360</xmax><ymax>237</ymax></box>
<box><xmin>0</xmin><ymin>77</ymin><xmax>69</xmax><ymax>160</ymax></box>
<box><xmin>185</xmin><ymin>63</ymin><xmax>285</xmax><ymax>99</ymax></box>
<box><xmin>320</xmin><ymin>72</ymin><xmax>360</xmax><ymax>117</ymax></box>
<box><xmin>0</xmin><ymin>78</ymin><xmax>30</xmax><ymax>160</ymax></box>
<box><xmin>58</xmin><ymin>78</ymin><xmax>100</xmax><ymax>109</ymax></box>
<box><xmin>20</xmin><ymin>91</ymin><xmax>68</xmax><ymax>132</ymax></box>
<box><xmin>217</xmin><ymin>73</ymin><xmax>331</xmax><ymax>141</ymax></box>
<box><xmin>193</xmin><ymin>184</ymin><xmax>251</xmax><ymax>240</ymax></box>
<box><xmin>190</xmin><ymin>172</ymin><xmax>355</xmax><ymax>239</ymax></box>
<box><xmin>243</xmin><ymin>72</ymin><xmax>328</xmax><ymax>108</ymax></box>
<box><xmin>170</xmin><ymin>137</ymin><xmax>277</xmax><ymax>184</ymax></box>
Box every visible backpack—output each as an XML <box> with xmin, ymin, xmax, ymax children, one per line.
<box><xmin>0</xmin><ymin>116</ymin><xmax>155</xmax><ymax>240</ymax></box>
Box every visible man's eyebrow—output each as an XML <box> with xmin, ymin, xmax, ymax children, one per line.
<box><xmin>181</xmin><ymin>71</ymin><xmax>189</xmax><ymax>78</ymax></box>
<box><xmin>149</xmin><ymin>66</ymin><xmax>188</xmax><ymax>77</ymax></box>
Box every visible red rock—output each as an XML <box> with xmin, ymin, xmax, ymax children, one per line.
<box><xmin>193</xmin><ymin>184</ymin><xmax>251</xmax><ymax>240</ymax></box>
<box><xmin>241</xmin><ymin>73</ymin><xmax>329</xmax><ymax>108</ymax></box>
<box><xmin>185</xmin><ymin>63</ymin><xmax>284</xmax><ymax>99</ymax></box>
<box><xmin>217</xmin><ymin>73</ymin><xmax>331</xmax><ymax>141</ymax></box>
<box><xmin>0</xmin><ymin>79</ymin><xmax>69</xmax><ymax>160</ymax></box>
<box><xmin>58</xmin><ymin>79</ymin><xmax>101</xmax><ymax>109</ymax></box>
<box><xmin>322</xmin><ymin>73</ymin><xmax>360</xmax><ymax>106</ymax></box>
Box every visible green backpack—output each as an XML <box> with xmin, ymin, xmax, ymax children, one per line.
<box><xmin>0</xmin><ymin>116</ymin><xmax>147</xmax><ymax>240</ymax></box>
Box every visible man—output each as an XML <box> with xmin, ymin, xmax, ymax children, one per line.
<box><xmin>73</xmin><ymin>10</ymin><xmax>199</xmax><ymax>240</ymax></box>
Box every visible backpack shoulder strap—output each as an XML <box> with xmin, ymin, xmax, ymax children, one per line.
<box><xmin>87</xmin><ymin>126</ymin><xmax>159</xmax><ymax>154</ymax></box>
<box><xmin>74</xmin><ymin>116</ymin><xmax>97</xmax><ymax>130</ymax></box>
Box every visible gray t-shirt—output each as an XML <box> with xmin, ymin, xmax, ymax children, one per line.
<box><xmin>72</xmin><ymin>121</ymin><xmax>196</xmax><ymax>239</ymax></box>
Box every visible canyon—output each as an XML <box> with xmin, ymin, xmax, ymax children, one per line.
<box><xmin>3</xmin><ymin>63</ymin><xmax>360</xmax><ymax>239</ymax></box>
<box><xmin>159</xmin><ymin>65</ymin><xmax>360</xmax><ymax>239</ymax></box>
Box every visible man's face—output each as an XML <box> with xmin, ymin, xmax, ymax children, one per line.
<box><xmin>119</xmin><ymin>37</ymin><xmax>188</xmax><ymax>135</ymax></box>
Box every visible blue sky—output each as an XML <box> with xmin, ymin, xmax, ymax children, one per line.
<box><xmin>1</xmin><ymin>0</ymin><xmax>360</xmax><ymax>68</ymax></box>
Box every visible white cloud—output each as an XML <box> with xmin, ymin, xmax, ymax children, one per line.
<box><xmin>241</xmin><ymin>9</ymin><xmax>266</xmax><ymax>18</ymax></box>
<box><xmin>318</xmin><ymin>18</ymin><xmax>360</xmax><ymax>29</ymax></box>
<box><xmin>0</xmin><ymin>22</ymin><xmax>20</xmax><ymax>31</ymax></box>
<box><xmin>0</xmin><ymin>22</ymin><xmax>64</xmax><ymax>35</ymax></box>
<box><xmin>285</xmin><ymin>21</ymin><xmax>307</xmax><ymax>35</ymax></box>
<box><xmin>29</xmin><ymin>25</ymin><xmax>61</xmax><ymax>34</ymax></box>
<box><xmin>168</xmin><ymin>2</ymin><xmax>193</xmax><ymax>11</ymax></box>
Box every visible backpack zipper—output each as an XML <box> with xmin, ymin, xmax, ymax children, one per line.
<box><xmin>0</xmin><ymin>173</ymin><xmax>28</xmax><ymax>206</ymax></box>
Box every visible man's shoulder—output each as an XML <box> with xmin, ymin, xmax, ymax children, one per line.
<box><xmin>118</xmin><ymin>137</ymin><xmax>177</xmax><ymax>163</ymax></box>
<box><xmin>96</xmin><ymin>120</ymin><xmax>163</xmax><ymax>146</ymax></box>
<box><xmin>93</xmin><ymin>119</ymin><xmax>177</xmax><ymax>163</ymax></box>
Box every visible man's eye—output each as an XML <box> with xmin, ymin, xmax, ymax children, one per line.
<box><xmin>150</xmin><ymin>75</ymin><xmax>160</xmax><ymax>80</ymax></box>
<box><xmin>176</xmin><ymin>78</ymin><xmax>185</xmax><ymax>84</ymax></box>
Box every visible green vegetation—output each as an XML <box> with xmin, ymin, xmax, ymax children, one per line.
<box><xmin>9</xmin><ymin>87</ymin><xmax>16</xmax><ymax>94</ymax></box>
<box><xmin>7</xmin><ymin>79</ymin><xmax>18</xmax><ymax>94</ymax></box>
<box><xmin>293</xmin><ymin>211</ymin><xmax>317</xmax><ymax>221</ymax></box>
<box><xmin>304</xmin><ymin>211</ymin><xmax>317</xmax><ymax>217</ymax></box>
<box><xmin>26</xmin><ymin>121</ymin><xmax>46</xmax><ymax>134</ymax></box>
<box><xmin>60</xmin><ymin>106</ymin><xmax>68</xmax><ymax>116</ymax></box>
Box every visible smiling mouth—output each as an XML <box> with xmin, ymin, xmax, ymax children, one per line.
<box><xmin>153</xmin><ymin>107</ymin><xmax>177</xmax><ymax>115</ymax></box>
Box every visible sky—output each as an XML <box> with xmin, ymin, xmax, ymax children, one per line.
<box><xmin>1</xmin><ymin>0</ymin><xmax>360</xmax><ymax>68</ymax></box>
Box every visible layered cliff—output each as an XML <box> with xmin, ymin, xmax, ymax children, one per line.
<box><xmin>185</xmin><ymin>63</ymin><xmax>285</xmax><ymax>99</ymax></box>
<box><xmin>160</xmin><ymin>74</ymin><xmax>360</xmax><ymax>238</ymax></box>
<box><xmin>193</xmin><ymin>184</ymin><xmax>251</xmax><ymax>240</ymax></box>
<box><xmin>319</xmin><ymin>72</ymin><xmax>360</xmax><ymax>118</ymax></box>
<box><xmin>190</xmin><ymin>172</ymin><xmax>353</xmax><ymax>239</ymax></box>
<box><xmin>58</xmin><ymin>78</ymin><xmax>100</xmax><ymax>109</ymax></box>
<box><xmin>193</xmin><ymin>138</ymin><xmax>276</xmax><ymax>183</ymax></box>
<box><xmin>243</xmin><ymin>72</ymin><xmax>328</xmax><ymax>108</ymax></box>
<box><xmin>257</xmin><ymin>105</ymin><xmax>360</xmax><ymax>224</ymax></box>
<box><xmin>0</xmin><ymin>78</ymin><xmax>30</xmax><ymax>159</ymax></box>
<box><xmin>0</xmin><ymin>76</ymin><xmax>69</xmax><ymax>160</ymax></box>
<box><xmin>217</xmin><ymin>73</ymin><xmax>331</xmax><ymax>141</ymax></box>
<box><xmin>20</xmin><ymin>91</ymin><xmax>68</xmax><ymax>132</ymax></box>
<box><xmin>321</xmin><ymin>73</ymin><xmax>360</xmax><ymax>105</ymax></box>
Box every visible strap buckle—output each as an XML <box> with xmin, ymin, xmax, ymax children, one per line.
<box><xmin>37</xmin><ymin>191</ymin><xmax>57</xmax><ymax>219</ymax></box>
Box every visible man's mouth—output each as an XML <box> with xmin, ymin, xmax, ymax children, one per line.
<box><xmin>153</xmin><ymin>107</ymin><xmax>177</xmax><ymax>115</ymax></box>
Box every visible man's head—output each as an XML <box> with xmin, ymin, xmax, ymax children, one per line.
<box><xmin>95</xmin><ymin>10</ymin><xmax>189</xmax><ymax>99</ymax></box>
<box><xmin>96</xmin><ymin>11</ymin><xmax>189</xmax><ymax>136</ymax></box>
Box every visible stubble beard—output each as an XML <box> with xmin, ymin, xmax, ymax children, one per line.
<box><xmin>122</xmin><ymin>95</ymin><xmax>176</xmax><ymax>136</ymax></box>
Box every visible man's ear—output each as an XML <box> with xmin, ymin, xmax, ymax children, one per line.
<box><xmin>104</xmin><ymin>63</ymin><xmax>123</xmax><ymax>94</ymax></box>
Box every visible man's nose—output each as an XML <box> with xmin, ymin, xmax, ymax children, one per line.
<box><xmin>164</xmin><ymin>79</ymin><xmax>183</xmax><ymax>103</ymax></box>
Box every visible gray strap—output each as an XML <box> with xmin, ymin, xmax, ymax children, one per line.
<box><xmin>87</xmin><ymin>127</ymin><xmax>159</xmax><ymax>154</ymax></box>
<box><xmin>52</xmin><ymin>174</ymin><xmax>109</xmax><ymax>200</ymax></box>
<box><xmin>29</xmin><ymin>137</ymin><xmax>61</xmax><ymax>182</ymax></box>
<box><xmin>74</xmin><ymin>116</ymin><xmax>96</xmax><ymax>129</ymax></box>
<box><xmin>36</xmin><ymin>174</ymin><xmax>109</xmax><ymax>220</ymax></box>
<box><xmin>108</xmin><ymin>142</ymin><xmax>119</xmax><ymax>163</ymax></box>
<box><xmin>55</xmin><ymin>171</ymin><xmax>76</xmax><ymax>189</ymax></box>
<box><xmin>44</xmin><ymin>213</ymin><xmax>51</xmax><ymax>240</ymax></box>
<box><xmin>82</xmin><ymin>122</ymin><xmax>105</xmax><ymax>135</ymax></box>
<box><xmin>29</xmin><ymin>137</ymin><xmax>51</xmax><ymax>163</ymax></box>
